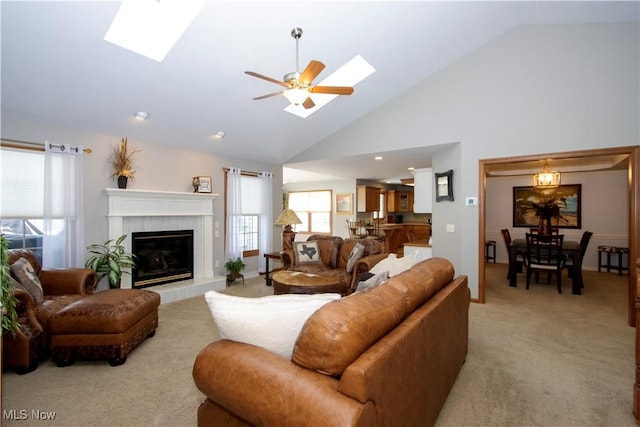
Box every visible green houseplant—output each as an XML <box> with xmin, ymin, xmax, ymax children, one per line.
<box><xmin>85</xmin><ymin>234</ymin><xmax>136</xmax><ymax>289</ymax></box>
<box><xmin>224</xmin><ymin>257</ymin><xmax>245</xmax><ymax>282</ymax></box>
<box><xmin>1</xmin><ymin>234</ymin><xmax>20</xmax><ymax>335</ymax></box>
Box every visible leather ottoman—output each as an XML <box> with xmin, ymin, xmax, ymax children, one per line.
<box><xmin>48</xmin><ymin>289</ymin><xmax>160</xmax><ymax>366</ymax></box>
<box><xmin>272</xmin><ymin>271</ymin><xmax>347</xmax><ymax>295</ymax></box>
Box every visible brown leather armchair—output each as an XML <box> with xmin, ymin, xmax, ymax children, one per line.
<box><xmin>3</xmin><ymin>249</ymin><xmax>97</xmax><ymax>374</ymax></box>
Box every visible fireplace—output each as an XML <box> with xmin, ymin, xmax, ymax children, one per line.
<box><xmin>132</xmin><ymin>230</ymin><xmax>194</xmax><ymax>288</ymax></box>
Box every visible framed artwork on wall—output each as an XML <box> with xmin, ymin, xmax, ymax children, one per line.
<box><xmin>512</xmin><ymin>184</ymin><xmax>581</xmax><ymax>228</ymax></box>
<box><xmin>335</xmin><ymin>193</ymin><xmax>353</xmax><ymax>214</ymax></box>
<box><xmin>193</xmin><ymin>176</ymin><xmax>212</xmax><ymax>193</ymax></box>
<box><xmin>435</xmin><ymin>170</ymin><xmax>454</xmax><ymax>202</ymax></box>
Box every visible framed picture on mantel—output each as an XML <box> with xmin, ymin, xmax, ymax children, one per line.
<box><xmin>193</xmin><ymin>176</ymin><xmax>212</xmax><ymax>193</ymax></box>
<box><xmin>435</xmin><ymin>170</ymin><xmax>454</xmax><ymax>202</ymax></box>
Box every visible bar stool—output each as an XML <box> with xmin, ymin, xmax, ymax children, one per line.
<box><xmin>597</xmin><ymin>245</ymin><xmax>629</xmax><ymax>276</ymax></box>
<box><xmin>485</xmin><ymin>240</ymin><xmax>496</xmax><ymax>263</ymax></box>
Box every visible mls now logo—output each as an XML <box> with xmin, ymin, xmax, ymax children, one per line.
<box><xmin>3</xmin><ymin>409</ymin><xmax>56</xmax><ymax>420</ymax></box>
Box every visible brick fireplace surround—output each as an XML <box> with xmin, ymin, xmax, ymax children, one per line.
<box><xmin>105</xmin><ymin>189</ymin><xmax>225</xmax><ymax>303</ymax></box>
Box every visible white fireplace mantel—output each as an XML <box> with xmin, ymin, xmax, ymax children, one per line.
<box><xmin>104</xmin><ymin>189</ymin><xmax>221</xmax><ymax>302</ymax></box>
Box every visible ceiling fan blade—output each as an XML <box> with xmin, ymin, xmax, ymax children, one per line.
<box><xmin>299</xmin><ymin>60</ymin><xmax>325</xmax><ymax>84</ymax></box>
<box><xmin>309</xmin><ymin>86</ymin><xmax>354</xmax><ymax>95</ymax></box>
<box><xmin>245</xmin><ymin>71</ymin><xmax>288</xmax><ymax>87</ymax></box>
<box><xmin>302</xmin><ymin>97</ymin><xmax>315</xmax><ymax>109</ymax></box>
<box><xmin>252</xmin><ymin>91</ymin><xmax>283</xmax><ymax>100</ymax></box>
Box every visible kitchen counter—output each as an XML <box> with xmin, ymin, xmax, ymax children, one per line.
<box><xmin>403</xmin><ymin>239</ymin><xmax>433</xmax><ymax>262</ymax></box>
<box><xmin>376</xmin><ymin>224</ymin><xmax>431</xmax><ymax>254</ymax></box>
<box><xmin>403</xmin><ymin>239</ymin><xmax>431</xmax><ymax>248</ymax></box>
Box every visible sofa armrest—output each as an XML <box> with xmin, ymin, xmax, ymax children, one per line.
<box><xmin>348</xmin><ymin>253</ymin><xmax>390</xmax><ymax>294</ymax></box>
<box><xmin>11</xmin><ymin>288</ymin><xmax>45</xmax><ymax>337</ymax></box>
<box><xmin>280</xmin><ymin>249</ymin><xmax>295</xmax><ymax>269</ymax></box>
<box><xmin>193</xmin><ymin>340</ymin><xmax>374</xmax><ymax>427</ymax></box>
<box><xmin>39</xmin><ymin>268</ymin><xmax>98</xmax><ymax>296</ymax></box>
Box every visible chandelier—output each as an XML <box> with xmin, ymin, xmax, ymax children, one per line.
<box><xmin>533</xmin><ymin>160</ymin><xmax>561</xmax><ymax>188</ymax></box>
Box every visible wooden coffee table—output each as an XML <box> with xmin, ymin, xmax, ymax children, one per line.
<box><xmin>272</xmin><ymin>271</ymin><xmax>346</xmax><ymax>296</ymax></box>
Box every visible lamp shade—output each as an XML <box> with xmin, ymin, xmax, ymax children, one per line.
<box><xmin>274</xmin><ymin>208</ymin><xmax>302</xmax><ymax>226</ymax></box>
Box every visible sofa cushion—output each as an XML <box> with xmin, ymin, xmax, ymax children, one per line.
<box><xmin>204</xmin><ymin>291</ymin><xmax>341</xmax><ymax>359</ymax></box>
<box><xmin>337</xmin><ymin>238</ymin><xmax>382</xmax><ymax>269</ymax></box>
<box><xmin>293</xmin><ymin>241</ymin><xmax>322</xmax><ymax>265</ymax></box>
<box><xmin>307</xmin><ymin>235</ymin><xmax>343</xmax><ymax>268</ymax></box>
<box><xmin>292</xmin><ymin>283</ymin><xmax>407</xmax><ymax>376</ymax></box>
<box><xmin>10</xmin><ymin>257</ymin><xmax>44</xmax><ymax>304</ymax></box>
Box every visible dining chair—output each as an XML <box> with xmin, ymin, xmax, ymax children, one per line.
<box><xmin>500</xmin><ymin>228</ymin><xmax>525</xmax><ymax>279</ymax></box>
<box><xmin>565</xmin><ymin>231</ymin><xmax>593</xmax><ymax>283</ymax></box>
<box><xmin>524</xmin><ymin>233</ymin><xmax>565</xmax><ymax>294</ymax></box>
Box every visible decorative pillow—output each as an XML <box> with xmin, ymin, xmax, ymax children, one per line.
<box><xmin>355</xmin><ymin>270</ymin><xmax>389</xmax><ymax>292</ymax></box>
<box><xmin>346</xmin><ymin>242</ymin><xmax>365</xmax><ymax>273</ymax></box>
<box><xmin>293</xmin><ymin>240</ymin><xmax>321</xmax><ymax>265</ymax></box>
<box><xmin>10</xmin><ymin>257</ymin><xmax>44</xmax><ymax>304</ymax></box>
<box><xmin>370</xmin><ymin>252</ymin><xmax>419</xmax><ymax>277</ymax></box>
<box><xmin>204</xmin><ymin>291</ymin><xmax>341</xmax><ymax>359</ymax></box>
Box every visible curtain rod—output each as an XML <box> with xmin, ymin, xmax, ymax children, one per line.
<box><xmin>223</xmin><ymin>167</ymin><xmax>275</xmax><ymax>178</ymax></box>
<box><xmin>1</xmin><ymin>137</ymin><xmax>92</xmax><ymax>154</ymax></box>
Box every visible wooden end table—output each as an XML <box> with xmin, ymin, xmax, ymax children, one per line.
<box><xmin>263</xmin><ymin>252</ymin><xmax>283</xmax><ymax>286</ymax></box>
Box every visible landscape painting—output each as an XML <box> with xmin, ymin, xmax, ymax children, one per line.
<box><xmin>513</xmin><ymin>184</ymin><xmax>581</xmax><ymax>229</ymax></box>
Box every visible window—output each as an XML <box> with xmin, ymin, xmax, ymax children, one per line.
<box><xmin>1</xmin><ymin>148</ymin><xmax>45</xmax><ymax>262</ymax></box>
<box><xmin>238</xmin><ymin>175</ymin><xmax>260</xmax><ymax>255</ymax></box>
<box><xmin>288</xmin><ymin>190</ymin><xmax>332</xmax><ymax>234</ymax></box>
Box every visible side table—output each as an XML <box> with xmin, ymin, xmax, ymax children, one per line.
<box><xmin>264</xmin><ymin>252</ymin><xmax>282</xmax><ymax>286</ymax></box>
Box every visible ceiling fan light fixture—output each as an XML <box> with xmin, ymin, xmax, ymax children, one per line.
<box><xmin>283</xmin><ymin>88</ymin><xmax>309</xmax><ymax>105</ymax></box>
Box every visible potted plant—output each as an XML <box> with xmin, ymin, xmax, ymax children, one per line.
<box><xmin>1</xmin><ymin>234</ymin><xmax>19</xmax><ymax>335</ymax></box>
<box><xmin>110</xmin><ymin>137</ymin><xmax>141</xmax><ymax>189</ymax></box>
<box><xmin>85</xmin><ymin>234</ymin><xmax>136</xmax><ymax>289</ymax></box>
<box><xmin>224</xmin><ymin>257</ymin><xmax>245</xmax><ymax>283</ymax></box>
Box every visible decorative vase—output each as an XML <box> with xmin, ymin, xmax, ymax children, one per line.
<box><xmin>538</xmin><ymin>216</ymin><xmax>553</xmax><ymax>236</ymax></box>
<box><xmin>117</xmin><ymin>176</ymin><xmax>128</xmax><ymax>189</ymax></box>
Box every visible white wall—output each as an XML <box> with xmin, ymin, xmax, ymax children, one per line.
<box><xmin>486</xmin><ymin>169</ymin><xmax>629</xmax><ymax>270</ymax></box>
<box><xmin>1</xmin><ymin>115</ymin><xmax>283</xmax><ymax>278</ymax></box>
<box><xmin>288</xmin><ymin>23</ymin><xmax>639</xmax><ymax>299</ymax></box>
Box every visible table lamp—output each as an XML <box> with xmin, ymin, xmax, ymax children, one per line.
<box><xmin>274</xmin><ymin>208</ymin><xmax>302</xmax><ymax>250</ymax></box>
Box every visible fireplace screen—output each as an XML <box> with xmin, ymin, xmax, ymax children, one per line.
<box><xmin>132</xmin><ymin>230</ymin><xmax>194</xmax><ymax>288</ymax></box>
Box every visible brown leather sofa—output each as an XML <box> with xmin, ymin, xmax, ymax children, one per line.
<box><xmin>193</xmin><ymin>257</ymin><xmax>470</xmax><ymax>427</ymax></box>
<box><xmin>3</xmin><ymin>249</ymin><xmax>98</xmax><ymax>373</ymax></box>
<box><xmin>281</xmin><ymin>235</ymin><xmax>388</xmax><ymax>294</ymax></box>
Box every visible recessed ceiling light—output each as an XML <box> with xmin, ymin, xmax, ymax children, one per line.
<box><xmin>213</xmin><ymin>131</ymin><xmax>226</xmax><ymax>139</ymax></box>
<box><xmin>104</xmin><ymin>0</ymin><xmax>206</xmax><ymax>62</ymax></box>
<box><xmin>135</xmin><ymin>111</ymin><xmax>149</xmax><ymax>120</ymax></box>
<box><xmin>375</xmin><ymin>156</ymin><xmax>383</xmax><ymax>160</ymax></box>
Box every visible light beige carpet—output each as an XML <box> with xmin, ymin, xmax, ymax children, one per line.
<box><xmin>1</xmin><ymin>265</ymin><xmax>636</xmax><ymax>426</ymax></box>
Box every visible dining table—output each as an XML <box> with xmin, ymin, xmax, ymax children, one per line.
<box><xmin>508</xmin><ymin>238</ymin><xmax>583</xmax><ymax>295</ymax></box>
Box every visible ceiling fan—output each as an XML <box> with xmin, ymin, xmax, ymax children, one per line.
<box><xmin>245</xmin><ymin>27</ymin><xmax>354</xmax><ymax>109</ymax></box>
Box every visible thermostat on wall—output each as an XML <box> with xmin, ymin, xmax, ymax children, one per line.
<box><xmin>465</xmin><ymin>197</ymin><xmax>477</xmax><ymax>206</ymax></box>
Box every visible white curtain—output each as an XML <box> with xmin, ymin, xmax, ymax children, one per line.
<box><xmin>43</xmin><ymin>142</ymin><xmax>85</xmax><ymax>268</ymax></box>
<box><xmin>225</xmin><ymin>167</ymin><xmax>243</xmax><ymax>262</ymax></box>
<box><xmin>258</xmin><ymin>172</ymin><xmax>273</xmax><ymax>272</ymax></box>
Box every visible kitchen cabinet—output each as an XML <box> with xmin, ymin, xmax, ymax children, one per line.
<box><xmin>387</xmin><ymin>190</ymin><xmax>413</xmax><ymax>212</ymax></box>
<box><xmin>413</xmin><ymin>168</ymin><xmax>433</xmax><ymax>213</ymax></box>
<box><xmin>357</xmin><ymin>186</ymin><xmax>381</xmax><ymax>212</ymax></box>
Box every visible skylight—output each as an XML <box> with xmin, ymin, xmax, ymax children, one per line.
<box><xmin>285</xmin><ymin>55</ymin><xmax>376</xmax><ymax>118</ymax></box>
<box><xmin>104</xmin><ymin>0</ymin><xmax>206</xmax><ymax>62</ymax></box>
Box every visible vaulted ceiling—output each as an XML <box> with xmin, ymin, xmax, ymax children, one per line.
<box><xmin>2</xmin><ymin>1</ymin><xmax>637</xmax><ymax>182</ymax></box>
